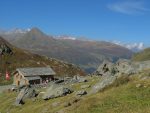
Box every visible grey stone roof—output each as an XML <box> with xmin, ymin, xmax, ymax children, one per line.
<box><xmin>16</xmin><ymin>67</ymin><xmax>56</xmax><ymax>76</ymax></box>
<box><xmin>25</xmin><ymin>76</ymin><xmax>41</xmax><ymax>81</ymax></box>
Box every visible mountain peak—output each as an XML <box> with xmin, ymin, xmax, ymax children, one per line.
<box><xmin>30</xmin><ymin>27</ymin><xmax>41</xmax><ymax>32</ymax></box>
<box><xmin>28</xmin><ymin>27</ymin><xmax>46</xmax><ymax>37</ymax></box>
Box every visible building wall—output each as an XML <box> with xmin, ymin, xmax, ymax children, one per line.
<box><xmin>13</xmin><ymin>72</ymin><xmax>29</xmax><ymax>87</ymax></box>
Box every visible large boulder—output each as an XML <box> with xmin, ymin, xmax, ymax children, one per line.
<box><xmin>15</xmin><ymin>85</ymin><xmax>37</xmax><ymax>105</ymax></box>
<box><xmin>89</xmin><ymin>75</ymin><xmax>117</xmax><ymax>94</ymax></box>
<box><xmin>116</xmin><ymin>59</ymin><xmax>136</xmax><ymax>75</ymax></box>
<box><xmin>94</xmin><ymin>60</ymin><xmax>118</xmax><ymax>76</ymax></box>
<box><xmin>42</xmin><ymin>84</ymin><xmax>73</xmax><ymax>100</ymax></box>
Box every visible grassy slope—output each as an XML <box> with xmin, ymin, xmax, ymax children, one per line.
<box><xmin>0</xmin><ymin>70</ymin><xmax>150</xmax><ymax>113</ymax></box>
<box><xmin>66</xmin><ymin>70</ymin><xmax>150</xmax><ymax>113</ymax></box>
<box><xmin>132</xmin><ymin>48</ymin><xmax>150</xmax><ymax>61</ymax></box>
<box><xmin>0</xmin><ymin>76</ymin><xmax>100</xmax><ymax>113</ymax></box>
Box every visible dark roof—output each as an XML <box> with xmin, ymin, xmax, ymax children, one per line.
<box><xmin>16</xmin><ymin>67</ymin><xmax>56</xmax><ymax>76</ymax></box>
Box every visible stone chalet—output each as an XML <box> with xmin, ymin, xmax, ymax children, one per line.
<box><xmin>13</xmin><ymin>67</ymin><xmax>56</xmax><ymax>86</ymax></box>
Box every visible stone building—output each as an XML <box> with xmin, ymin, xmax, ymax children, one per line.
<box><xmin>13</xmin><ymin>67</ymin><xmax>56</xmax><ymax>86</ymax></box>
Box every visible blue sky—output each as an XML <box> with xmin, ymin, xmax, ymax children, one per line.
<box><xmin>0</xmin><ymin>0</ymin><xmax>150</xmax><ymax>46</ymax></box>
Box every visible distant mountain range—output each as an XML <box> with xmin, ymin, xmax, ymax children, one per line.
<box><xmin>0</xmin><ymin>28</ymin><xmax>133</xmax><ymax>73</ymax></box>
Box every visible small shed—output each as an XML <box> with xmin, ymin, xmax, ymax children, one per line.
<box><xmin>13</xmin><ymin>67</ymin><xmax>56</xmax><ymax>86</ymax></box>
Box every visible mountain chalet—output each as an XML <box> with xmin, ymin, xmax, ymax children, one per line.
<box><xmin>13</xmin><ymin>67</ymin><xmax>56</xmax><ymax>86</ymax></box>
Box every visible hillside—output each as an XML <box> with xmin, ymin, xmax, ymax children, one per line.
<box><xmin>1</xmin><ymin>28</ymin><xmax>133</xmax><ymax>73</ymax></box>
<box><xmin>0</xmin><ymin>69</ymin><xmax>150</xmax><ymax>113</ymax></box>
<box><xmin>0</xmin><ymin>58</ymin><xmax>150</xmax><ymax>113</ymax></box>
<box><xmin>132</xmin><ymin>48</ymin><xmax>150</xmax><ymax>61</ymax></box>
<box><xmin>0</xmin><ymin>36</ymin><xmax>85</xmax><ymax>85</ymax></box>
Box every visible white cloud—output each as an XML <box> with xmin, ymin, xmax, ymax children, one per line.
<box><xmin>112</xmin><ymin>41</ymin><xmax>144</xmax><ymax>52</ymax></box>
<box><xmin>107</xmin><ymin>1</ymin><xmax>149</xmax><ymax>15</ymax></box>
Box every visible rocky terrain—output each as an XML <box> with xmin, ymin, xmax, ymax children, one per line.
<box><xmin>0</xmin><ymin>58</ymin><xmax>150</xmax><ymax>113</ymax></box>
<box><xmin>0</xmin><ymin>36</ymin><xmax>85</xmax><ymax>85</ymax></box>
<box><xmin>0</xmin><ymin>28</ymin><xmax>133</xmax><ymax>73</ymax></box>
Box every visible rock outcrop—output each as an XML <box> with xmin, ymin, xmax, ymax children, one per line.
<box><xmin>94</xmin><ymin>60</ymin><xmax>117</xmax><ymax>76</ymax></box>
<box><xmin>15</xmin><ymin>85</ymin><xmax>37</xmax><ymax>106</ymax></box>
<box><xmin>89</xmin><ymin>75</ymin><xmax>117</xmax><ymax>94</ymax></box>
<box><xmin>42</xmin><ymin>84</ymin><xmax>73</xmax><ymax>100</ymax></box>
<box><xmin>93</xmin><ymin>59</ymin><xmax>150</xmax><ymax>76</ymax></box>
<box><xmin>90</xmin><ymin>59</ymin><xmax>150</xmax><ymax>94</ymax></box>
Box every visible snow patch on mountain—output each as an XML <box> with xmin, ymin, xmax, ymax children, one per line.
<box><xmin>0</xmin><ymin>28</ymin><xmax>31</xmax><ymax>35</ymax></box>
<box><xmin>113</xmin><ymin>41</ymin><xmax>144</xmax><ymax>52</ymax></box>
<box><xmin>56</xmin><ymin>35</ymin><xmax>77</xmax><ymax>40</ymax></box>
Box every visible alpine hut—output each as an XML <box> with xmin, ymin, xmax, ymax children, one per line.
<box><xmin>13</xmin><ymin>67</ymin><xmax>56</xmax><ymax>86</ymax></box>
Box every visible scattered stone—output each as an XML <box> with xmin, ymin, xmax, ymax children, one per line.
<box><xmin>56</xmin><ymin>109</ymin><xmax>65</xmax><ymax>113</ymax></box>
<box><xmin>72</xmin><ymin>75</ymin><xmax>88</xmax><ymax>83</ymax></box>
<box><xmin>37</xmin><ymin>92</ymin><xmax>45</xmax><ymax>99</ymax></box>
<box><xmin>41</xmin><ymin>108</ymin><xmax>49</xmax><ymax>113</ymax></box>
<box><xmin>52</xmin><ymin>102</ymin><xmax>60</xmax><ymax>107</ymax></box>
<box><xmin>81</xmin><ymin>85</ymin><xmax>90</xmax><ymax>89</ymax></box>
<box><xmin>64</xmin><ymin>102</ymin><xmax>71</xmax><ymax>107</ymax></box>
<box><xmin>37</xmin><ymin>62</ymin><xmax>40</xmax><ymax>65</ymax></box>
<box><xmin>141</xmin><ymin>76</ymin><xmax>150</xmax><ymax>80</ymax></box>
<box><xmin>136</xmin><ymin>84</ymin><xmax>142</xmax><ymax>88</ymax></box>
<box><xmin>31</xmin><ymin>98</ymin><xmax>37</xmax><ymax>102</ymax></box>
<box><xmin>76</xmin><ymin>90</ymin><xmax>87</xmax><ymax>96</ymax></box>
<box><xmin>144</xmin><ymin>85</ymin><xmax>147</xmax><ymax>88</ymax></box>
<box><xmin>69</xmin><ymin>97</ymin><xmax>81</xmax><ymax>104</ymax></box>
